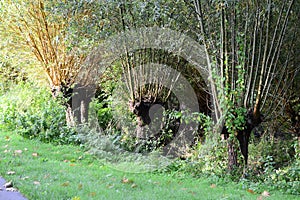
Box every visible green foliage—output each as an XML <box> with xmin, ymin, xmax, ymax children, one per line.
<box><xmin>46</xmin><ymin>0</ymin><xmax>197</xmax><ymax>53</ymax></box>
<box><xmin>249</xmin><ymin>135</ymin><xmax>296</xmax><ymax>173</ymax></box>
<box><xmin>225</xmin><ymin>106</ymin><xmax>247</xmax><ymax>135</ymax></box>
<box><xmin>0</xmin><ymin>1</ymin><xmax>299</xmax><ymax>196</ymax></box>
<box><xmin>190</xmin><ymin>136</ymin><xmax>228</xmax><ymax>177</ymax></box>
<box><xmin>172</xmin><ymin>110</ymin><xmax>212</xmax><ymax>133</ymax></box>
<box><xmin>239</xmin><ymin>161</ymin><xmax>300</xmax><ymax>195</ymax></box>
<box><xmin>4</xmin><ymin>132</ymin><xmax>297</xmax><ymax>200</ymax></box>
<box><xmin>0</xmin><ymin>83</ymin><xmax>79</xmax><ymax>144</ymax></box>
<box><xmin>170</xmin><ymin>133</ymin><xmax>300</xmax><ymax>195</ymax></box>
<box><xmin>245</xmin><ymin>134</ymin><xmax>299</xmax><ymax>194</ymax></box>
<box><xmin>90</xmin><ymin>98</ymin><xmax>113</xmax><ymax>130</ymax></box>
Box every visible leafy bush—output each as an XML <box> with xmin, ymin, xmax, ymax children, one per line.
<box><xmin>248</xmin><ymin>133</ymin><xmax>296</xmax><ymax>175</ymax></box>
<box><xmin>268</xmin><ymin>161</ymin><xmax>300</xmax><ymax>195</ymax></box>
<box><xmin>240</xmin><ymin>132</ymin><xmax>300</xmax><ymax>194</ymax></box>
<box><xmin>0</xmin><ymin>83</ymin><xmax>79</xmax><ymax>144</ymax></box>
<box><xmin>189</xmin><ymin>138</ymin><xmax>230</xmax><ymax>177</ymax></box>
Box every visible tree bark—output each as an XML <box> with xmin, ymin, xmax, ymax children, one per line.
<box><xmin>237</xmin><ymin>108</ymin><xmax>263</xmax><ymax>172</ymax></box>
<box><xmin>227</xmin><ymin>137</ymin><xmax>238</xmax><ymax>171</ymax></box>
<box><xmin>51</xmin><ymin>84</ymin><xmax>75</xmax><ymax>126</ymax></box>
<box><xmin>236</xmin><ymin>130</ymin><xmax>250</xmax><ymax>167</ymax></box>
<box><xmin>129</xmin><ymin>99</ymin><xmax>153</xmax><ymax>139</ymax></box>
<box><xmin>72</xmin><ymin>83</ymin><xmax>96</xmax><ymax>125</ymax></box>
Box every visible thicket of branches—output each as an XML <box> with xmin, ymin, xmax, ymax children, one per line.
<box><xmin>192</xmin><ymin>0</ymin><xmax>299</xmax><ymax>171</ymax></box>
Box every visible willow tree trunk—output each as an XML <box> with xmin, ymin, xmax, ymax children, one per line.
<box><xmin>129</xmin><ymin>99</ymin><xmax>152</xmax><ymax>139</ymax></box>
<box><xmin>222</xmin><ymin>108</ymin><xmax>263</xmax><ymax>172</ymax></box>
<box><xmin>236</xmin><ymin>130</ymin><xmax>251</xmax><ymax>174</ymax></box>
<box><xmin>51</xmin><ymin>84</ymin><xmax>75</xmax><ymax>126</ymax></box>
<box><xmin>227</xmin><ymin>137</ymin><xmax>238</xmax><ymax>171</ymax></box>
<box><xmin>72</xmin><ymin>84</ymin><xmax>96</xmax><ymax>125</ymax></box>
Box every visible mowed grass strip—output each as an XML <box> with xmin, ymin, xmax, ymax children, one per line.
<box><xmin>0</xmin><ymin>131</ymin><xmax>298</xmax><ymax>200</ymax></box>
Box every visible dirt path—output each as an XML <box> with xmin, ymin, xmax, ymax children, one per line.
<box><xmin>0</xmin><ymin>177</ymin><xmax>28</xmax><ymax>200</ymax></box>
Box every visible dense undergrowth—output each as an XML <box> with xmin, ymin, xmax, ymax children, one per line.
<box><xmin>0</xmin><ymin>82</ymin><xmax>299</xmax><ymax>195</ymax></box>
<box><xmin>0</xmin><ymin>83</ymin><xmax>79</xmax><ymax>145</ymax></box>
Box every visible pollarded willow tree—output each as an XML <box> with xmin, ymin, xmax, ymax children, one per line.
<box><xmin>192</xmin><ymin>0</ymin><xmax>299</xmax><ymax>172</ymax></box>
<box><xmin>106</xmin><ymin>1</ymin><xmax>210</xmax><ymax>154</ymax></box>
<box><xmin>3</xmin><ymin>0</ymin><xmax>86</xmax><ymax>125</ymax></box>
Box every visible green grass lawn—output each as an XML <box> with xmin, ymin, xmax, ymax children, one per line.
<box><xmin>0</xmin><ymin>130</ymin><xmax>298</xmax><ymax>200</ymax></box>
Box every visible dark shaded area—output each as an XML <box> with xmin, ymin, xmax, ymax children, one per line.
<box><xmin>222</xmin><ymin>108</ymin><xmax>264</xmax><ymax>169</ymax></box>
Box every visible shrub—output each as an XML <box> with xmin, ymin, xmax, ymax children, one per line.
<box><xmin>239</xmin><ymin>130</ymin><xmax>299</xmax><ymax>194</ymax></box>
<box><xmin>89</xmin><ymin>96</ymin><xmax>113</xmax><ymax>130</ymax></box>
<box><xmin>0</xmin><ymin>82</ymin><xmax>79</xmax><ymax>144</ymax></box>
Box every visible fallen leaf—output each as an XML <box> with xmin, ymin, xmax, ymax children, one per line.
<box><xmin>33</xmin><ymin>181</ymin><xmax>40</xmax><ymax>185</ymax></box>
<box><xmin>121</xmin><ymin>177</ymin><xmax>133</xmax><ymax>184</ymax></box>
<box><xmin>6</xmin><ymin>187</ymin><xmax>17</xmax><ymax>192</ymax></box>
<box><xmin>14</xmin><ymin>150</ymin><xmax>22</xmax><ymax>154</ymax></box>
<box><xmin>7</xmin><ymin>171</ymin><xmax>16</xmax><ymax>175</ymax></box>
<box><xmin>122</xmin><ymin>178</ymin><xmax>129</xmax><ymax>183</ymax></box>
<box><xmin>247</xmin><ymin>189</ymin><xmax>255</xmax><ymax>194</ymax></box>
<box><xmin>210</xmin><ymin>184</ymin><xmax>216</xmax><ymax>188</ymax></box>
<box><xmin>32</xmin><ymin>153</ymin><xmax>38</xmax><ymax>157</ymax></box>
<box><xmin>61</xmin><ymin>182</ymin><xmax>70</xmax><ymax>187</ymax></box>
<box><xmin>261</xmin><ymin>191</ymin><xmax>270</xmax><ymax>197</ymax></box>
<box><xmin>70</xmin><ymin>163</ymin><xmax>76</xmax><ymax>166</ymax></box>
<box><xmin>63</xmin><ymin>160</ymin><xmax>69</xmax><ymax>163</ymax></box>
<box><xmin>4</xmin><ymin>181</ymin><xmax>13</xmax><ymax>188</ymax></box>
<box><xmin>5</xmin><ymin>136</ymin><xmax>10</xmax><ymax>141</ymax></box>
<box><xmin>3</xmin><ymin>149</ymin><xmax>9</xmax><ymax>153</ymax></box>
<box><xmin>131</xmin><ymin>184</ymin><xmax>137</xmax><ymax>188</ymax></box>
<box><xmin>21</xmin><ymin>176</ymin><xmax>29</xmax><ymax>180</ymax></box>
